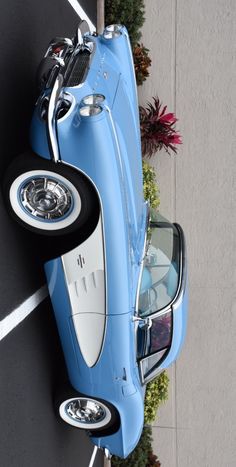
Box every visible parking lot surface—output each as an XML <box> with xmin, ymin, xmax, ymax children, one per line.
<box><xmin>0</xmin><ymin>1</ymin><xmax>103</xmax><ymax>466</ymax></box>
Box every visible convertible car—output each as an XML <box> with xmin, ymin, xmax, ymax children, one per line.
<box><xmin>3</xmin><ymin>23</ymin><xmax>188</xmax><ymax>459</ymax></box>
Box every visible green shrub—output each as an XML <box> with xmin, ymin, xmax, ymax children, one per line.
<box><xmin>111</xmin><ymin>426</ymin><xmax>161</xmax><ymax>467</ymax></box>
<box><xmin>111</xmin><ymin>372</ymin><xmax>169</xmax><ymax>465</ymax></box>
<box><xmin>144</xmin><ymin>371</ymin><xmax>169</xmax><ymax>424</ymax></box>
<box><xmin>105</xmin><ymin>0</ymin><xmax>145</xmax><ymax>45</ymax></box>
<box><xmin>142</xmin><ymin>161</ymin><xmax>160</xmax><ymax>210</ymax></box>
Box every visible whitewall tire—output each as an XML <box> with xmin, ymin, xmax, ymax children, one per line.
<box><xmin>9</xmin><ymin>170</ymin><xmax>82</xmax><ymax>231</ymax></box>
<box><xmin>3</xmin><ymin>153</ymin><xmax>97</xmax><ymax>237</ymax></box>
<box><xmin>59</xmin><ymin>397</ymin><xmax>112</xmax><ymax>430</ymax></box>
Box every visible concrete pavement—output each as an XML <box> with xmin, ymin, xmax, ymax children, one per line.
<box><xmin>139</xmin><ymin>1</ymin><xmax>236</xmax><ymax>466</ymax></box>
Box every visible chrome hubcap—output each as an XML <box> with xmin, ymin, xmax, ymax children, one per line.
<box><xmin>65</xmin><ymin>399</ymin><xmax>106</xmax><ymax>425</ymax></box>
<box><xmin>20</xmin><ymin>177</ymin><xmax>72</xmax><ymax>220</ymax></box>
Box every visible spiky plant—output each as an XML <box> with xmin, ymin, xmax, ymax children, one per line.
<box><xmin>140</xmin><ymin>97</ymin><xmax>182</xmax><ymax>157</ymax></box>
<box><xmin>133</xmin><ymin>43</ymin><xmax>152</xmax><ymax>85</ymax></box>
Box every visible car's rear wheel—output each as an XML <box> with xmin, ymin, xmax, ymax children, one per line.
<box><xmin>57</xmin><ymin>392</ymin><xmax>119</xmax><ymax>435</ymax></box>
<box><xmin>59</xmin><ymin>397</ymin><xmax>111</xmax><ymax>430</ymax></box>
<box><xmin>3</xmin><ymin>153</ymin><xmax>96</xmax><ymax>237</ymax></box>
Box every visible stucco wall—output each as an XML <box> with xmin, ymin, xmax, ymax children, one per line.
<box><xmin>139</xmin><ymin>1</ymin><xmax>236</xmax><ymax>466</ymax></box>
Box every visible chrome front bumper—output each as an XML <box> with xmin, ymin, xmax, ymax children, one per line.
<box><xmin>37</xmin><ymin>25</ymin><xmax>94</xmax><ymax>163</ymax></box>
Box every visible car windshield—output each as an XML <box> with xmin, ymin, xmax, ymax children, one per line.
<box><xmin>138</xmin><ymin>220</ymin><xmax>180</xmax><ymax>317</ymax></box>
<box><xmin>137</xmin><ymin>219</ymin><xmax>181</xmax><ymax>382</ymax></box>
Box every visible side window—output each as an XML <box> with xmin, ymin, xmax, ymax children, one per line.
<box><xmin>140</xmin><ymin>349</ymin><xmax>167</xmax><ymax>382</ymax></box>
<box><xmin>138</xmin><ymin>222</ymin><xmax>180</xmax><ymax>317</ymax></box>
<box><xmin>150</xmin><ymin>311</ymin><xmax>172</xmax><ymax>354</ymax></box>
<box><xmin>138</xmin><ymin>311</ymin><xmax>172</xmax><ymax>383</ymax></box>
<box><xmin>137</xmin><ymin>311</ymin><xmax>172</xmax><ymax>359</ymax></box>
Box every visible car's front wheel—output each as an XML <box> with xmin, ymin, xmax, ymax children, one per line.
<box><xmin>3</xmin><ymin>153</ymin><xmax>97</xmax><ymax>237</ymax></box>
<box><xmin>58</xmin><ymin>395</ymin><xmax>119</xmax><ymax>434</ymax></box>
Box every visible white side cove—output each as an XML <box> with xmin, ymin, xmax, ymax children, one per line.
<box><xmin>62</xmin><ymin>217</ymin><xmax>106</xmax><ymax>367</ymax></box>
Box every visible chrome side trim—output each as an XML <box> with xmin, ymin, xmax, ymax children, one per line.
<box><xmin>134</xmin><ymin>201</ymin><xmax>150</xmax><ymax>314</ymax></box>
<box><xmin>123</xmin><ymin>29</ymin><xmax>139</xmax><ymax>103</ymax></box>
<box><xmin>104</xmin><ymin>104</ymin><xmax>134</xmax><ymax>262</ymax></box>
<box><xmin>104</xmin><ymin>105</ymin><xmax>123</xmax><ymax>176</ymax></box>
<box><xmin>47</xmin><ymin>73</ymin><xmax>64</xmax><ymax>163</ymax></box>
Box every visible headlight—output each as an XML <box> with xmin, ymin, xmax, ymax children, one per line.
<box><xmin>79</xmin><ymin>105</ymin><xmax>103</xmax><ymax>117</ymax></box>
<box><xmin>103</xmin><ymin>24</ymin><xmax>122</xmax><ymax>40</ymax></box>
<box><xmin>82</xmin><ymin>94</ymin><xmax>105</xmax><ymax>106</ymax></box>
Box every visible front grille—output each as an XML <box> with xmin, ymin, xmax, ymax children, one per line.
<box><xmin>66</xmin><ymin>50</ymin><xmax>90</xmax><ymax>87</ymax></box>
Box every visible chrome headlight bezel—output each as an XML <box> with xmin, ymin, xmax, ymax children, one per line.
<box><xmin>103</xmin><ymin>24</ymin><xmax>122</xmax><ymax>40</ymax></box>
<box><xmin>79</xmin><ymin>104</ymin><xmax>103</xmax><ymax>117</ymax></box>
<box><xmin>81</xmin><ymin>94</ymin><xmax>105</xmax><ymax>106</ymax></box>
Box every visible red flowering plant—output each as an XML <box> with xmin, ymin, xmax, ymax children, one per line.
<box><xmin>139</xmin><ymin>97</ymin><xmax>182</xmax><ymax>158</ymax></box>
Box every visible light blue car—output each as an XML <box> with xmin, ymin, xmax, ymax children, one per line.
<box><xmin>3</xmin><ymin>23</ymin><xmax>188</xmax><ymax>459</ymax></box>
